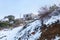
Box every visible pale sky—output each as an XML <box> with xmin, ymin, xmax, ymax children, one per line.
<box><xmin>0</xmin><ymin>0</ymin><xmax>60</xmax><ymax>19</ymax></box>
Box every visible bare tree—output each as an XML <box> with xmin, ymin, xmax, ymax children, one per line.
<box><xmin>38</xmin><ymin>4</ymin><xmax>59</xmax><ymax>26</ymax></box>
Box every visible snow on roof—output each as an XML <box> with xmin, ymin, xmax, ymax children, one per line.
<box><xmin>0</xmin><ymin>18</ymin><xmax>8</xmax><ymax>22</ymax></box>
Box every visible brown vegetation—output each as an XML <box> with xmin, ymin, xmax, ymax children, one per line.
<box><xmin>38</xmin><ymin>20</ymin><xmax>60</xmax><ymax>40</ymax></box>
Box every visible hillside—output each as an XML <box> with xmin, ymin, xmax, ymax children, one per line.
<box><xmin>0</xmin><ymin>5</ymin><xmax>60</xmax><ymax>40</ymax></box>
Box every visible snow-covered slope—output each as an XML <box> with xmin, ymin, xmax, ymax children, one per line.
<box><xmin>0</xmin><ymin>26</ymin><xmax>23</xmax><ymax>40</ymax></box>
<box><xmin>0</xmin><ymin>20</ymin><xmax>42</xmax><ymax>40</ymax></box>
<box><xmin>0</xmin><ymin>9</ymin><xmax>60</xmax><ymax>40</ymax></box>
<box><xmin>16</xmin><ymin>20</ymin><xmax>42</xmax><ymax>40</ymax></box>
<box><xmin>45</xmin><ymin>15</ymin><xmax>60</xmax><ymax>25</ymax></box>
